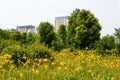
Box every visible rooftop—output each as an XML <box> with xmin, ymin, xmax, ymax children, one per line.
<box><xmin>55</xmin><ymin>16</ymin><xmax>68</xmax><ymax>19</ymax></box>
<box><xmin>16</xmin><ymin>25</ymin><xmax>35</xmax><ymax>29</ymax></box>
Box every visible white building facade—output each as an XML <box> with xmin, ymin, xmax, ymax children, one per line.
<box><xmin>55</xmin><ymin>16</ymin><xmax>68</xmax><ymax>31</ymax></box>
<box><xmin>16</xmin><ymin>25</ymin><xmax>35</xmax><ymax>33</ymax></box>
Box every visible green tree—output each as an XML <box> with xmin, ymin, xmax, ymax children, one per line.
<box><xmin>27</xmin><ymin>32</ymin><xmax>35</xmax><ymax>44</ymax></box>
<box><xmin>67</xmin><ymin>9</ymin><xmax>101</xmax><ymax>49</ymax></box>
<box><xmin>67</xmin><ymin>9</ymin><xmax>80</xmax><ymax>47</ymax></box>
<box><xmin>21</xmin><ymin>33</ymin><xmax>27</xmax><ymax>46</ymax></box>
<box><xmin>51</xmin><ymin>33</ymin><xmax>65</xmax><ymax>51</ymax></box>
<box><xmin>39</xmin><ymin>22</ymin><xmax>56</xmax><ymax>47</ymax></box>
<box><xmin>10</xmin><ymin>31</ymin><xmax>22</xmax><ymax>41</ymax></box>
<box><xmin>0</xmin><ymin>29</ymin><xmax>10</xmax><ymax>39</ymax></box>
<box><xmin>114</xmin><ymin>28</ymin><xmax>120</xmax><ymax>54</ymax></box>
<box><xmin>58</xmin><ymin>24</ymin><xmax>66</xmax><ymax>47</ymax></box>
<box><xmin>96</xmin><ymin>35</ymin><xmax>115</xmax><ymax>55</ymax></box>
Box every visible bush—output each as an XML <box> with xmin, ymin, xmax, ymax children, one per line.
<box><xmin>110</xmin><ymin>49</ymin><xmax>118</xmax><ymax>56</ymax></box>
<box><xmin>96</xmin><ymin>35</ymin><xmax>115</xmax><ymax>55</ymax></box>
<box><xmin>0</xmin><ymin>40</ymin><xmax>18</xmax><ymax>53</ymax></box>
<box><xmin>51</xmin><ymin>40</ymin><xmax>65</xmax><ymax>51</ymax></box>
<box><xmin>2</xmin><ymin>42</ymin><xmax>54</xmax><ymax>66</ymax></box>
<box><xmin>115</xmin><ymin>44</ymin><xmax>120</xmax><ymax>55</ymax></box>
<box><xmin>2</xmin><ymin>44</ymin><xmax>29</xmax><ymax>66</ymax></box>
<box><xmin>28</xmin><ymin>42</ymin><xmax>53</xmax><ymax>59</ymax></box>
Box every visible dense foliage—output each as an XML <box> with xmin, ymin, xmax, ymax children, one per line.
<box><xmin>67</xmin><ymin>9</ymin><xmax>101</xmax><ymax>49</ymax></box>
<box><xmin>39</xmin><ymin>22</ymin><xmax>56</xmax><ymax>47</ymax></box>
<box><xmin>0</xmin><ymin>29</ymin><xmax>10</xmax><ymax>39</ymax></box>
<box><xmin>52</xmin><ymin>24</ymin><xmax>67</xmax><ymax>51</ymax></box>
<box><xmin>2</xmin><ymin>44</ymin><xmax>29</xmax><ymax>66</ymax></box>
<box><xmin>58</xmin><ymin>24</ymin><xmax>66</xmax><ymax>47</ymax></box>
<box><xmin>96</xmin><ymin>35</ymin><xmax>116</xmax><ymax>55</ymax></box>
<box><xmin>114</xmin><ymin>28</ymin><xmax>120</xmax><ymax>54</ymax></box>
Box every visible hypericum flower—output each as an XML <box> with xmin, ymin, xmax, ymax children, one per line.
<box><xmin>2</xmin><ymin>62</ymin><xmax>5</xmax><ymax>65</ymax></box>
<box><xmin>44</xmin><ymin>65</ymin><xmax>48</xmax><ymax>69</ymax></box>
<box><xmin>23</xmin><ymin>55</ymin><xmax>27</xmax><ymax>59</ymax></box>
<box><xmin>90</xmin><ymin>64</ymin><xmax>95</xmax><ymax>67</ymax></box>
<box><xmin>57</xmin><ymin>66</ymin><xmax>62</xmax><ymax>71</ymax></box>
<box><xmin>75</xmin><ymin>66</ymin><xmax>82</xmax><ymax>71</ymax></box>
<box><xmin>38</xmin><ymin>59</ymin><xmax>42</xmax><ymax>64</ymax></box>
<box><xmin>35</xmin><ymin>70</ymin><xmax>39</xmax><ymax>74</ymax></box>
<box><xmin>32</xmin><ymin>67</ymin><xmax>35</xmax><ymax>72</ymax></box>
<box><xmin>43</xmin><ymin>58</ymin><xmax>49</xmax><ymax>62</ymax></box>
<box><xmin>60</xmin><ymin>61</ymin><xmax>66</xmax><ymax>66</ymax></box>
<box><xmin>51</xmin><ymin>62</ymin><xmax>56</xmax><ymax>66</ymax></box>
<box><xmin>2</xmin><ymin>69</ymin><xmax>5</xmax><ymax>72</ymax></box>
<box><xmin>70</xmin><ymin>74</ymin><xmax>73</xmax><ymax>77</ymax></box>
<box><xmin>87</xmin><ymin>69</ymin><xmax>92</xmax><ymax>73</ymax></box>
<box><xmin>19</xmin><ymin>73</ymin><xmax>23</xmax><ymax>78</ymax></box>
<box><xmin>4</xmin><ymin>54</ymin><xmax>12</xmax><ymax>59</ymax></box>
<box><xmin>10</xmin><ymin>65</ymin><xmax>15</xmax><ymax>70</ymax></box>
<box><xmin>111</xmin><ymin>77</ymin><xmax>115</xmax><ymax>80</ymax></box>
<box><xmin>64</xmin><ymin>67</ymin><xmax>69</xmax><ymax>71</ymax></box>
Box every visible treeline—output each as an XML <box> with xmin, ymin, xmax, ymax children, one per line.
<box><xmin>0</xmin><ymin>9</ymin><xmax>120</xmax><ymax>66</ymax></box>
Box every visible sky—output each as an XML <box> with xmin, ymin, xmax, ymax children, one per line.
<box><xmin>0</xmin><ymin>0</ymin><xmax>120</xmax><ymax>36</ymax></box>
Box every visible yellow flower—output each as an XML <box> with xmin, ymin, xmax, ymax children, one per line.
<box><xmin>10</xmin><ymin>65</ymin><xmax>15</xmax><ymax>70</ymax></box>
<box><xmin>87</xmin><ymin>69</ymin><xmax>92</xmax><ymax>73</ymax></box>
<box><xmin>19</xmin><ymin>73</ymin><xmax>23</xmax><ymax>78</ymax></box>
<box><xmin>43</xmin><ymin>58</ymin><xmax>49</xmax><ymax>62</ymax></box>
<box><xmin>51</xmin><ymin>62</ymin><xmax>56</xmax><ymax>66</ymax></box>
<box><xmin>91</xmin><ymin>64</ymin><xmax>95</xmax><ymax>67</ymax></box>
<box><xmin>44</xmin><ymin>65</ymin><xmax>48</xmax><ymax>69</ymax></box>
<box><xmin>32</xmin><ymin>67</ymin><xmax>35</xmax><ymax>72</ymax></box>
<box><xmin>64</xmin><ymin>67</ymin><xmax>69</xmax><ymax>71</ymax></box>
<box><xmin>82</xmin><ymin>61</ymin><xmax>85</xmax><ymax>63</ymax></box>
<box><xmin>60</xmin><ymin>61</ymin><xmax>66</xmax><ymax>66</ymax></box>
<box><xmin>2</xmin><ymin>62</ymin><xmax>5</xmax><ymax>65</ymax></box>
<box><xmin>38</xmin><ymin>59</ymin><xmax>42</xmax><ymax>64</ymax></box>
<box><xmin>57</xmin><ymin>66</ymin><xmax>62</xmax><ymax>71</ymax></box>
<box><xmin>75</xmin><ymin>66</ymin><xmax>82</xmax><ymax>71</ymax></box>
<box><xmin>70</xmin><ymin>74</ymin><xmax>73</xmax><ymax>77</ymax></box>
<box><xmin>23</xmin><ymin>55</ymin><xmax>27</xmax><ymax>59</ymax></box>
<box><xmin>2</xmin><ymin>69</ymin><xmax>5</xmax><ymax>72</ymax></box>
<box><xmin>111</xmin><ymin>77</ymin><xmax>115</xmax><ymax>80</ymax></box>
<box><xmin>35</xmin><ymin>70</ymin><xmax>39</xmax><ymax>74</ymax></box>
<box><xmin>4</xmin><ymin>54</ymin><xmax>12</xmax><ymax>59</ymax></box>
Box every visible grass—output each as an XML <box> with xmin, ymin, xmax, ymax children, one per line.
<box><xmin>0</xmin><ymin>49</ymin><xmax>120</xmax><ymax>80</ymax></box>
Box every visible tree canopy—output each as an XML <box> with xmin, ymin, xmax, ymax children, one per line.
<box><xmin>114</xmin><ymin>28</ymin><xmax>120</xmax><ymax>53</ymax></box>
<box><xmin>67</xmin><ymin>9</ymin><xmax>101</xmax><ymax>49</ymax></box>
<box><xmin>58</xmin><ymin>24</ymin><xmax>66</xmax><ymax>46</ymax></box>
<box><xmin>39</xmin><ymin>22</ymin><xmax>56</xmax><ymax>47</ymax></box>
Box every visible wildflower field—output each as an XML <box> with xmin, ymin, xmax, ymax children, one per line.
<box><xmin>0</xmin><ymin>50</ymin><xmax>120</xmax><ymax>80</ymax></box>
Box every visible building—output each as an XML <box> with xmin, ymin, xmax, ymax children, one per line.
<box><xmin>36</xmin><ymin>27</ymin><xmax>39</xmax><ymax>33</ymax></box>
<box><xmin>55</xmin><ymin>16</ymin><xmax>68</xmax><ymax>31</ymax></box>
<box><xmin>16</xmin><ymin>25</ymin><xmax>35</xmax><ymax>33</ymax></box>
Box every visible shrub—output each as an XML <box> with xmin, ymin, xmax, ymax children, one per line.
<box><xmin>96</xmin><ymin>35</ymin><xmax>115</xmax><ymax>55</ymax></box>
<box><xmin>28</xmin><ymin>42</ymin><xmax>53</xmax><ymax>60</ymax></box>
<box><xmin>0</xmin><ymin>40</ymin><xmax>18</xmax><ymax>53</ymax></box>
<box><xmin>110</xmin><ymin>49</ymin><xmax>118</xmax><ymax>56</ymax></box>
<box><xmin>51</xmin><ymin>39</ymin><xmax>65</xmax><ymax>51</ymax></box>
<box><xmin>114</xmin><ymin>28</ymin><xmax>120</xmax><ymax>55</ymax></box>
<box><xmin>2</xmin><ymin>44</ymin><xmax>29</xmax><ymax>66</ymax></box>
<box><xmin>115</xmin><ymin>44</ymin><xmax>120</xmax><ymax>55</ymax></box>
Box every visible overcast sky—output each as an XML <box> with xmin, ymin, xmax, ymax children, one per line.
<box><xmin>0</xmin><ymin>0</ymin><xmax>120</xmax><ymax>36</ymax></box>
